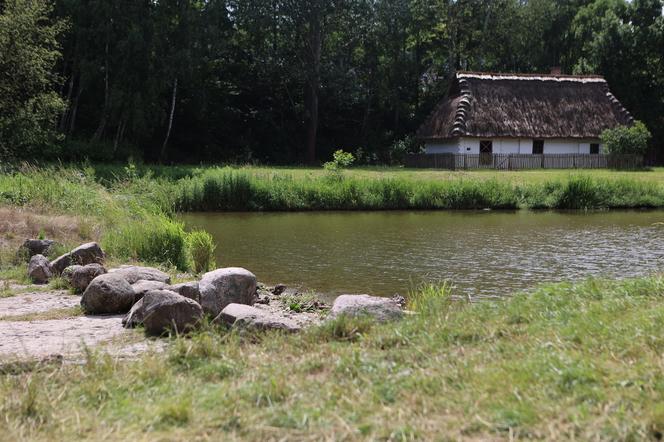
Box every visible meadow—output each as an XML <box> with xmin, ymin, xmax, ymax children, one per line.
<box><xmin>1</xmin><ymin>276</ymin><xmax>664</xmax><ymax>439</ymax></box>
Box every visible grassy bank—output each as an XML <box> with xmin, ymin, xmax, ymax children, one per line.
<box><xmin>173</xmin><ymin>167</ymin><xmax>664</xmax><ymax>210</ymax></box>
<box><xmin>1</xmin><ymin>275</ymin><xmax>663</xmax><ymax>439</ymax></box>
<box><xmin>0</xmin><ymin>166</ymin><xmax>212</xmax><ymax>273</ymax></box>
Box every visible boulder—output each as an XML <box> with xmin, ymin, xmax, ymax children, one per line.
<box><xmin>28</xmin><ymin>254</ymin><xmax>52</xmax><ymax>284</ymax></box>
<box><xmin>328</xmin><ymin>294</ymin><xmax>403</xmax><ymax>322</ymax></box>
<box><xmin>213</xmin><ymin>303</ymin><xmax>300</xmax><ymax>332</ymax></box>
<box><xmin>167</xmin><ymin>281</ymin><xmax>200</xmax><ymax>302</ymax></box>
<box><xmin>70</xmin><ymin>242</ymin><xmax>105</xmax><ymax>265</ymax></box>
<box><xmin>50</xmin><ymin>253</ymin><xmax>72</xmax><ymax>276</ymax></box>
<box><xmin>141</xmin><ymin>290</ymin><xmax>203</xmax><ymax>336</ymax></box>
<box><xmin>80</xmin><ymin>273</ymin><xmax>137</xmax><ymax>314</ymax></box>
<box><xmin>21</xmin><ymin>239</ymin><xmax>54</xmax><ymax>259</ymax></box>
<box><xmin>108</xmin><ymin>266</ymin><xmax>171</xmax><ymax>285</ymax></box>
<box><xmin>63</xmin><ymin>263</ymin><xmax>106</xmax><ymax>293</ymax></box>
<box><xmin>131</xmin><ymin>280</ymin><xmax>169</xmax><ymax>299</ymax></box>
<box><xmin>199</xmin><ymin>267</ymin><xmax>257</xmax><ymax>317</ymax></box>
<box><xmin>122</xmin><ymin>298</ymin><xmax>144</xmax><ymax>328</ymax></box>
<box><xmin>61</xmin><ymin>264</ymin><xmax>81</xmax><ymax>282</ymax></box>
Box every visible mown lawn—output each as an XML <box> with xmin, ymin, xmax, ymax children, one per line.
<box><xmin>2</xmin><ymin>276</ymin><xmax>664</xmax><ymax>440</ymax></box>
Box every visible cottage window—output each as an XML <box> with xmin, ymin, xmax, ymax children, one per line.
<box><xmin>533</xmin><ymin>140</ymin><xmax>544</xmax><ymax>154</ymax></box>
<box><xmin>590</xmin><ymin>143</ymin><xmax>600</xmax><ymax>154</ymax></box>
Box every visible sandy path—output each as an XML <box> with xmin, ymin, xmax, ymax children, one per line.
<box><xmin>0</xmin><ymin>315</ymin><xmax>129</xmax><ymax>358</ymax></box>
<box><xmin>0</xmin><ymin>287</ymin><xmax>164</xmax><ymax>361</ymax></box>
<box><xmin>0</xmin><ymin>290</ymin><xmax>79</xmax><ymax>318</ymax></box>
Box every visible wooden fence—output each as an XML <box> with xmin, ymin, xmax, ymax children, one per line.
<box><xmin>404</xmin><ymin>154</ymin><xmax>644</xmax><ymax>170</ymax></box>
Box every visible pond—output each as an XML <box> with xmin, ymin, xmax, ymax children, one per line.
<box><xmin>181</xmin><ymin>210</ymin><xmax>664</xmax><ymax>299</ymax></box>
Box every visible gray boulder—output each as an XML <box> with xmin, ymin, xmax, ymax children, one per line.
<box><xmin>21</xmin><ymin>239</ymin><xmax>54</xmax><ymax>259</ymax></box>
<box><xmin>142</xmin><ymin>290</ymin><xmax>203</xmax><ymax>336</ymax></box>
<box><xmin>28</xmin><ymin>254</ymin><xmax>52</xmax><ymax>284</ymax></box>
<box><xmin>131</xmin><ymin>280</ymin><xmax>169</xmax><ymax>300</ymax></box>
<box><xmin>63</xmin><ymin>263</ymin><xmax>106</xmax><ymax>293</ymax></box>
<box><xmin>61</xmin><ymin>265</ymin><xmax>81</xmax><ymax>285</ymax></box>
<box><xmin>213</xmin><ymin>303</ymin><xmax>300</xmax><ymax>332</ymax></box>
<box><xmin>108</xmin><ymin>265</ymin><xmax>171</xmax><ymax>285</ymax></box>
<box><xmin>199</xmin><ymin>267</ymin><xmax>257</xmax><ymax>317</ymax></box>
<box><xmin>80</xmin><ymin>273</ymin><xmax>137</xmax><ymax>314</ymax></box>
<box><xmin>328</xmin><ymin>294</ymin><xmax>403</xmax><ymax>322</ymax></box>
<box><xmin>122</xmin><ymin>298</ymin><xmax>144</xmax><ymax>328</ymax></box>
<box><xmin>50</xmin><ymin>253</ymin><xmax>72</xmax><ymax>276</ymax></box>
<box><xmin>167</xmin><ymin>281</ymin><xmax>200</xmax><ymax>302</ymax></box>
<box><xmin>70</xmin><ymin>242</ymin><xmax>105</xmax><ymax>265</ymax></box>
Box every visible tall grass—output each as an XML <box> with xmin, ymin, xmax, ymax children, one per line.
<box><xmin>174</xmin><ymin>167</ymin><xmax>664</xmax><ymax>211</ymax></box>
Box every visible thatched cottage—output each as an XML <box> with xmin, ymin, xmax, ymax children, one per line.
<box><xmin>417</xmin><ymin>72</ymin><xmax>633</xmax><ymax>155</ymax></box>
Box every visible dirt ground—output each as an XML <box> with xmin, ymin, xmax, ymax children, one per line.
<box><xmin>0</xmin><ymin>286</ymin><xmax>164</xmax><ymax>362</ymax></box>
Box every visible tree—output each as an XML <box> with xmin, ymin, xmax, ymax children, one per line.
<box><xmin>0</xmin><ymin>0</ymin><xmax>66</xmax><ymax>159</ymax></box>
<box><xmin>601</xmin><ymin>121</ymin><xmax>652</xmax><ymax>155</ymax></box>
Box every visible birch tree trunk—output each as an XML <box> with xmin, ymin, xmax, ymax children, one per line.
<box><xmin>160</xmin><ymin>77</ymin><xmax>178</xmax><ymax>163</ymax></box>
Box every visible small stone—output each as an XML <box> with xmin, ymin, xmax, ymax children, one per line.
<box><xmin>272</xmin><ymin>284</ymin><xmax>287</xmax><ymax>296</ymax></box>
<box><xmin>80</xmin><ymin>273</ymin><xmax>137</xmax><ymax>314</ymax></box>
<box><xmin>199</xmin><ymin>267</ymin><xmax>257</xmax><ymax>317</ymax></box>
<box><xmin>213</xmin><ymin>303</ymin><xmax>300</xmax><ymax>332</ymax></box>
<box><xmin>328</xmin><ymin>294</ymin><xmax>403</xmax><ymax>322</ymax></box>
<box><xmin>108</xmin><ymin>266</ymin><xmax>171</xmax><ymax>285</ymax></box>
<box><xmin>28</xmin><ymin>254</ymin><xmax>52</xmax><ymax>284</ymax></box>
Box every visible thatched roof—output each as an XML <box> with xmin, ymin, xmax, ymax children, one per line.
<box><xmin>417</xmin><ymin>72</ymin><xmax>633</xmax><ymax>141</ymax></box>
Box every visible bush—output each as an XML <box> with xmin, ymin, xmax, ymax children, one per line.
<box><xmin>600</xmin><ymin>121</ymin><xmax>651</xmax><ymax>156</ymax></box>
<box><xmin>323</xmin><ymin>150</ymin><xmax>355</xmax><ymax>175</ymax></box>
<box><xmin>187</xmin><ymin>230</ymin><xmax>216</xmax><ymax>274</ymax></box>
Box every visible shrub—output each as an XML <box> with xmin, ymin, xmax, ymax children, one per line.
<box><xmin>323</xmin><ymin>150</ymin><xmax>355</xmax><ymax>176</ymax></box>
<box><xmin>600</xmin><ymin>121</ymin><xmax>651</xmax><ymax>156</ymax></box>
<box><xmin>187</xmin><ymin>230</ymin><xmax>216</xmax><ymax>274</ymax></box>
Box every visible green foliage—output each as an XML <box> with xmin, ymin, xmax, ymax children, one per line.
<box><xmin>323</xmin><ymin>150</ymin><xmax>356</xmax><ymax>175</ymax></box>
<box><xmin>186</xmin><ymin>230</ymin><xmax>216</xmax><ymax>274</ymax></box>
<box><xmin>103</xmin><ymin>215</ymin><xmax>190</xmax><ymax>271</ymax></box>
<box><xmin>601</xmin><ymin>121</ymin><xmax>652</xmax><ymax>156</ymax></box>
<box><xmin>0</xmin><ymin>0</ymin><xmax>66</xmax><ymax>160</ymax></box>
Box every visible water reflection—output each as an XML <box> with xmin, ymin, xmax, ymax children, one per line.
<box><xmin>181</xmin><ymin>210</ymin><xmax>664</xmax><ymax>298</ymax></box>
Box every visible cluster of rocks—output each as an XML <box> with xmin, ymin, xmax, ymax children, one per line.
<box><xmin>22</xmin><ymin>239</ymin><xmax>405</xmax><ymax>337</ymax></box>
<box><xmin>25</xmin><ymin>240</ymin><xmax>105</xmax><ymax>284</ymax></box>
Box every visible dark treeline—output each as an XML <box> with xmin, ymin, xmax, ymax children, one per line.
<box><xmin>1</xmin><ymin>0</ymin><xmax>663</xmax><ymax>164</ymax></box>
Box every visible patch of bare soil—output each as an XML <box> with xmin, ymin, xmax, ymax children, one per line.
<box><xmin>0</xmin><ymin>290</ymin><xmax>79</xmax><ymax>318</ymax></box>
<box><xmin>0</xmin><ymin>286</ymin><xmax>164</xmax><ymax>361</ymax></box>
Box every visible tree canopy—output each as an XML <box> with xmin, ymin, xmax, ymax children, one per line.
<box><xmin>1</xmin><ymin>0</ymin><xmax>663</xmax><ymax>164</ymax></box>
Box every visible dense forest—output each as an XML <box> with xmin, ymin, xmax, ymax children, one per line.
<box><xmin>1</xmin><ymin>0</ymin><xmax>663</xmax><ymax>164</ymax></box>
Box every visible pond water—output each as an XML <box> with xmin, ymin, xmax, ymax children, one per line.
<box><xmin>181</xmin><ymin>210</ymin><xmax>664</xmax><ymax>299</ymax></box>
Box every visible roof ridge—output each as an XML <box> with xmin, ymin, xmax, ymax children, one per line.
<box><xmin>457</xmin><ymin>71</ymin><xmax>606</xmax><ymax>83</ymax></box>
